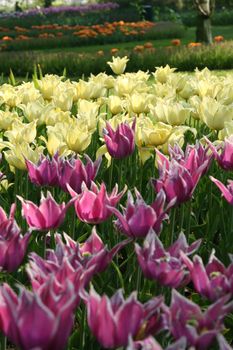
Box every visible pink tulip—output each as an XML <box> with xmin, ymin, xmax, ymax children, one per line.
<box><xmin>68</xmin><ymin>181</ymin><xmax>126</xmax><ymax>224</ymax></box>
<box><xmin>210</xmin><ymin>176</ymin><xmax>233</xmax><ymax>205</ymax></box>
<box><xmin>127</xmin><ymin>336</ymin><xmax>187</xmax><ymax>350</ymax></box>
<box><xmin>83</xmin><ymin>287</ymin><xmax>163</xmax><ymax>348</ymax></box>
<box><xmin>110</xmin><ymin>189</ymin><xmax>170</xmax><ymax>238</ymax></box>
<box><xmin>164</xmin><ymin>290</ymin><xmax>233</xmax><ymax>350</ymax></box>
<box><xmin>205</xmin><ymin>136</ymin><xmax>233</xmax><ymax>171</ymax></box>
<box><xmin>58</xmin><ymin>154</ymin><xmax>101</xmax><ymax>193</ymax></box>
<box><xmin>26</xmin><ymin>153</ymin><xmax>60</xmax><ymax>187</ymax></box>
<box><xmin>0</xmin><ymin>279</ymin><xmax>76</xmax><ymax>350</ymax></box>
<box><xmin>0</xmin><ymin>203</ymin><xmax>30</xmax><ymax>272</ymax></box>
<box><xmin>135</xmin><ymin>230</ymin><xmax>201</xmax><ymax>288</ymax></box>
<box><xmin>18</xmin><ymin>192</ymin><xmax>75</xmax><ymax>230</ymax></box>
<box><xmin>104</xmin><ymin>119</ymin><xmax>136</xmax><ymax>159</ymax></box>
<box><xmin>181</xmin><ymin>250</ymin><xmax>233</xmax><ymax>301</ymax></box>
<box><xmin>153</xmin><ymin>146</ymin><xmax>210</xmax><ymax>205</ymax></box>
<box><xmin>169</xmin><ymin>142</ymin><xmax>212</xmax><ymax>176</ymax></box>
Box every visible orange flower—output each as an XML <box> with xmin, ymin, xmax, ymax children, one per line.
<box><xmin>188</xmin><ymin>42</ymin><xmax>202</xmax><ymax>48</ymax></box>
<box><xmin>214</xmin><ymin>35</ymin><xmax>224</xmax><ymax>42</ymax></box>
<box><xmin>111</xmin><ymin>48</ymin><xmax>119</xmax><ymax>55</ymax></box>
<box><xmin>144</xmin><ymin>42</ymin><xmax>153</xmax><ymax>49</ymax></box>
<box><xmin>2</xmin><ymin>36</ymin><xmax>13</xmax><ymax>41</ymax></box>
<box><xmin>171</xmin><ymin>39</ymin><xmax>181</xmax><ymax>46</ymax></box>
<box><xmin>133</xmin><ymin>45</ymin><xmax>144</xmax><ymax>52</ymax></box>
<box><xmin>97</xmin><ymin>50</ymin><xmax>104</xmax><ymax>56</ymax></box>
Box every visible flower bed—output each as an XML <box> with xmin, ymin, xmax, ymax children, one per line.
<box><xmin>0</xmin><ymin>21</ymin><xmax>184</xmax><ymax>51</ymax></box>
<box><xmin>0</xmin><ymin>59</ymin><xmax>232</xmax><ymax>348</ymax></box>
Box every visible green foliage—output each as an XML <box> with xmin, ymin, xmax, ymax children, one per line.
<box><xmin>0</xmin><ymin>41</ymin><xmax>232</xmax><ymax>78</ymax></box>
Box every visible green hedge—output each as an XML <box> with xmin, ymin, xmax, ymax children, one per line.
<box><xmin>0</xmin><ymin>41</ymin><xmax>232</xmax><ymax>78</ymax></box>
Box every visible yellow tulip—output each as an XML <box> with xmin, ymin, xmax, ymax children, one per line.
<box><xmin>200</xmin><ymin>97</ymin><xmax>233</xmax><ymax>130</ymax></box>
<box><xmin>107</xmin><ymin>56</ymin><xmax>129</xmax><ymax>75</ymax></box>
<box><xmin>36</xmin><ymin>74</ymin><xmax>62</xmax><ymax>100</ymax></box>
<box><xmin>107</xmin><ymin>95</ymin><xmax>124</xmax><ymax>115</ymax></box>
<box><xmin>4</xmin><ymin>120</ymin><xmax>37</xmax><ymax>144</ymax></box>
<box><xmin>153</xmin><ymin>65</ymin><xmax>177</xmax><ymax>84</ymax></box>
<box><xmin>4</xmin><ymin>142</ymin><xmax>44</xmax><ymax>171</ymax></box>
<box><xmin>0</xmin><ymin>110</ymin><xmax>19</xmax><ymax>130</ymax></box>
<box><xmin>150</xmin><ymin>101</ymin><xmax>191</xmax><ymax>126</ymax></box>
<box><xmin>136</xmin><ymin>118</ymin><xmax>172</xmax><ymax>148</ymax></box>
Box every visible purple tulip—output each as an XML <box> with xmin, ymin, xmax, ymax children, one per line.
<box><xmin>206</xmin><ymin>136</ymin><xmax>233</xmax><ymax>171</ymax></box>
<box><xmin>210</xmin><ymin>176</ymin><xmax>233</xmax><ymax>205</ymax></box>
<box><xmin>181</xmin><ymin>250</ymin><xmax>233</xmax><ymax>301</ymax></box>
<box><xmin>103</xmin><ymin>119</ymin><xmax>136</xmax><ymax>159</ymax></box>
<box><xmin>0</xmin><ymin>204</ymin><xmax>30</xmax><ymax>272</ymax></box>
<box><xmin>18</xmin><ymin>192</ymin><xmax>75</xmax><ymax>231</ymax></box>
<box><xmin>26</xmin><ymin>154</ymin><xmax>60</xmax><ymax>187</ymax></box>
<box><xmin>68</xmin><ymin>181</ymin><xmax>126</xmax><ymax>224</ymax></box>
<box><xmin>47</xmin><ymin>227</ymin><xmax>130</xmax><ymax>275</ymax></box>
<box><xmin>58</xmin><ymin>154</ymin><xmax>101</xmax><ymax>193</ymax></box>
<box><xmin>127</xmin><ymin>336</ymin><xmax>187</xmax><ymax>350</ymax></box>
<box><xmin>27</xmin><ymin>252</ymin><xmax>93</xmax><ymax>307</ymax></box>
<box><xmin>0</xmin><ymin>279</ymin><xmax>76</xmax><ymax>350</ymax></box>
<box><xmin>164</xmin><ymin>289</ymin><xmax>233</xmax><ymax>350</ymax></box>
<box><xmin>169</xmin><ymin>142</ymin><xmax>212</xmax><ymax>176</ymax></box>
<box><xmin>153</xmin><ymin>159</ymin><xmax>202</xmax><ymax>205</ymax></box>
<box><xmin>153</xmin><ymin>146</ymin><xmax>210</xmax><ymax>205</ymax></box>
<box><xmin>83</xmin><ymin>287</ymin><xmax>163</xmax><ymax>348</ymax></box>
<box><xmin>110</xmin><ymin>189</ymin><xmax>171</xmax><ymax>238</ymax></box>
<box><xmin>135</xmin><ymin>230</ymin><xmax>201</xmax><ymax>288</ymax></box>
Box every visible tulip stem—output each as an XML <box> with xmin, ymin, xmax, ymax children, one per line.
<box><xmin>180</xmin><ymin>204</ymin><xmax>185</xmax><ymax>232</ymax></box>
<box><xmin>109</xmin><ymin>158</ymin><xmax>114</xmax><ymax>191</ymax></box>
<box><xmin>79</xmin><ymin>305</ymin><xmax>86</xmax><ymax>349</ymax></box>
<box><xmin>111</xmin><ymin>261</ymin><xmax>125</xmax><ymax>290</ymax></box>
<box><xmin>136</xmin><ymin>265</ymin><xmax>142</xmax><ymax>293</ymax></box>
<box><xmin>118</xmin><ymin>159</ymin><xmax>123</xmax><ymax>191</ymax></box>
<box><xmin>0</xmin><ymin>334</ymin><xmax>6</xmax><ymax>350</ymax></box>
<box><xmin>186</xmin><ymin>201</ymin><xmax>192</xmax><ymax>242</ymax></box>
<box><xmin>171</xmin><ymin>207</ymin><xmax>177</xmax><ymax>245</ymax></box>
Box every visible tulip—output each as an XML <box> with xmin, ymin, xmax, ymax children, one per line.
<box><xmin>206</xmin><ymin>136</ymin><xmax>233</xmax><ymax>171</ymax></box>
<box><xmin>135</xmin><ymin>230</ymin><xmax>201</xmax><ymax>288</ymax></box>
<box><xmin>169</xmin><ymin>141</ymin><xmax>212</xmax><ymax>176</ymax></box>
<box><xmin>107</xmin><ymin>56</ymin><xmax>129</xmax><ymax>75</ymax></box>
<box><xmin>181</xmin><ymin>250</ymin><xmax>233</xmax><ymax>301</ymax></box>
<box><xmin>4</xmin><ymin>119</ymin><xmax>37</xmax><ymax>144</ymax></box>
<box><xmin>27</xmin><ymin>252</ymin><xmax>93</xmax><ymax>305</ymax></box>
<box><xmin>153</xmin><ymin>65</ymin><xmax>177</xmax><ymax>84</ymax></box>
<box><xmin>0</xmin><ymin>279</ymin><xmax>76</xmax><ymax>350</ymax></box>
<box><xmin>58</xmin><ymin>154</ymin><xmax>101</xmax><ymax>194</ymax></box>
<box><xmin>110</xmin><ymin>189</ymin><xmax>170</xmax><ymax>238</ymax></box>
<box><xmin>150</xmin><ymin>101</ymin><xmax>191</xmax><ymax>126</ymax></box>
<box><xmin>103</xmin><ymin>119</ymin><xmax>136</xmax><ymax>159</ymax></box>
<box><xmin>210</xmin><ymin>176</ymin><xmax>233</xmax><ymax>205</ymax></box>
<box><xmin>164</xmin><ymin>290</ymin><xmax>233</xmax><ymax>349</ymax></box>
<box><xmin>200</xmin><ymin>97</ymin><xmax>233</xmax><ymax>130</ymax></box>
<box><xmin>47</xmin><ymin>227</ymin><xmax>130</xmax><ymax>275</ymax></box>
<box><xmin>18</xmin><ymin>191</ymin><xmax>74</xmax><ymax>230</ymax></box>
<box><xmin>3</xmin><ymin>141</ymin><xmax>44</xmax><ymax>171</ymax></box>
<box><xmin>153</xmin><ymin>153</ymin><xmax>206</xmax><ymax>205</ymax></box>
<box><xmin>26</xmin><ymin>153</ymin><xmax>60</xmax><ymax>187</ymax></box>
<box><xmin>127</xmin><ymin>336</ymin><xmax>187</xmax><ymax>350</ymax></box>
<box><xmin>68</xmin><ymin>182</ymin><xmax>126</xmax><ymax>224</ymax></box>
<box><xmin>37</xmin><ymin>74</ymin><xmax>62</xmax><ymax>100</ymax></box>
<box><xmin>84</xmin><ymin>287</ymin><xmax>163</xmax><ymax>348</ymax></box>
<box><xmin>0</xmin><ymin>204</ymin><xmax>30</xmax><ymax>272</ymax></box>
<box><xmin>108</xmin><ymin>95</ymin><xmax>124</xmax><ymax>115</ymax></box>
